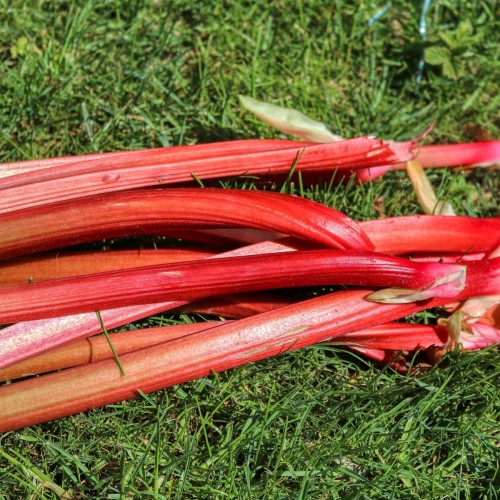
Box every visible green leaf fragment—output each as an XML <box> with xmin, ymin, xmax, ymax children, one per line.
<box><xmin>365</xmin><ymin>287</ymin><xmax>434</xmax><ymax>304</ymax></box>
<box><xmin>439</xmin><ymin>32</ymin><xmax>457</xmax><ymax>49</ymax></box>
<box><xmin>239</xmin><ymin>95</ymin><xmax>342</xmax><ymax>143</ymax></box>
<box><xmin>442</xmin><ymin>59</ymin><xmax>459</xmax><ymax>80</ymax></box>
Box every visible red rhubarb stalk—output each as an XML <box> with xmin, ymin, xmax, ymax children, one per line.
<box><xmin>4</xmin><ymin>272</ymin><xmax>496</xmax><ymax>433</ymax></box>
<box><xmin>170</xmin><ymin>216</ymin><xmax>500</xmax><ymax>256</ymax></box>
<box><xmin>305</xmin><ymin>142</ymin><xmax>500</xmax><ymax>182</ymax></box>
<box><xmin>361</xmin><ymin>215</ymin><xmax>500</xmax><ymax>255</ymax></box>
<box><xmin>0</xmin><ymin>303</ymin><xmax>187</xmax><ymax>370</ymax></box>
<box><xmin>0</xmin><ymin>237</ymin><xmax>309</xmax><ymax>369</ymax></box>
<box><xmin>417</xmin><ymin>141</ymin><xmax>500</xmax><ymax>169</ymax></box>
<box><xmin>2</xmin><ymin>217</ymin><xmax>495</xmax><ymax>370</ymax></box>
<box><xmin>0</xmin><ymin>188</ymin><xmax>373</xmax><ymax>259</ymax></box>
<box><xmin>405</xmin><ymin>253</ymin><xmax>487</xmax><ymax>263</ymax></box>
<box><xmin>161</xmin><ymin>215</ymin><xmax>500</xmax><ymax>256</ymax></box>
<box><xmin>0</xmin><ymin>137</ymin><xmax>415</xmax><ymax>214</ymax></box>
<box><xmin>332</xmin><ymin>323</ymin><xmax>449</xmax><ymax>351</ymax></box>
<box><xmin>368</xmin><ymin>257</ymin><xmax>500</xmax><ymax>304</ymax></box>
<box><xmin>0</xmin><ymin>320</ymin><xmax>453</xmax><ymax>382</ymax></box>
<box><xmin>0</xmin><ymin>139</ymin><xmax>303</xmax><ymax>178</ymax></box>
<box><xmin>348</xmin><ymin>142</ymin><xmax>500</xmax><ymax>182</ymax></box>
<box><xmin>0</xmin><ymin>250</ymin><xmax>467</xmax><ymax>323</ymax></box>
<box><xmin>258</xmin><ymin>142</ymin><xmax>500</xmax><ymax>184</ymax></box>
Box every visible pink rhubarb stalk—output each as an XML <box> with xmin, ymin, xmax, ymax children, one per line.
<box><xmin>361</xmin><ymin>215</ymin><xmax>500</xmax><ymax>255</ymax></box>
<box><xmin>0</xmin><ymin>320</ymin><xmax>452</xmax><ymax>382</ymax></box>
<box><xmin>0</xmin><ymin>322</ymin><xmax>220</xmax><ymax>382</ymax></box>
<box><xmin>0</xmin><ymin>292</ymin><xmax>297</xmax><ymax>380</ymax></box>
<box><xmin>1</xmin><ymin>215</ymin><xmax>495</xmax><ymax>370</ymax></box>
<box><xmin>0</xmin><ymin>139</ymin><xmax>302</xmax><ymax>178</ymax></box>
<box><xmin>173</xmin><ymin>216</ymin><xmax>500</xmax><ymax>256</ymax></box>
<box><xmin>0</xmin><ymin>238</ymin><xmax>313</xmax><ymax>369</ymax></box>
<box><xmin>417</xmin><ymin>141</ymin><xmax>500</xmax><ymax>169</ymax></box>
<box><xmin>459</xmin><ymin>323</ymin><xmax>500</xmax><ymax>350</ymax></box>
<box><xmin>349</xmin><ymin>142</ymin><xmax>500</xmax><ymax>181</ymax></box>
<box><xmin>0</xmin><ymin>303</ymin><xmax>187</xmax><ymax>370</ymax></box>
<box><xmin>267</xmin><ymin>142</ymin><xmax>500</xmax><ymax>184</ymax></box>
<box><xmin>332</xmin><ymin>322</ymin><xmax>449</xmax><ymax>351</ymax></box>
<box><xmin>159</xmin><ymin>215</ymin><xmax>500</xmax><ymax>256</ymax></box>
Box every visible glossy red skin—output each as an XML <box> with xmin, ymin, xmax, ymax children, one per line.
<box><xmin>0</xmin><ymin>137</ymin><xmax>413</xmax><ymax>213</ymax></box>
<box><xmin>0</xmin><ymin>188</ymin><xmax>373</xmax><ymax>259</ymax></box>
<box><xmin>362</xmin><ymin>215</ymin><xmax>500</xmax><ymax>255</ymax></box>
<box><xmin>0</xmin><ymin>250</ymin><xmax>464</xmax><ymax>323</ymax></box>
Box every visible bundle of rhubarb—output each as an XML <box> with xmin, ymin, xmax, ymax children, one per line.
<box><xmin>0</xmin><ymin>98</ymin><xmax>498</xmax><ymax>432</ymax></box>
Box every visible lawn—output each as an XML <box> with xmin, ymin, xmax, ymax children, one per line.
<box><xmin>0</xmin><ymin>0</ymin><xmax>498</xmax><ymax>497</ymax></box>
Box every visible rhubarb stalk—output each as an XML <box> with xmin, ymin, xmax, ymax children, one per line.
<box><xmin>0</xmin><ymin>289</ymin><xmax>440</xmax><ymax>432</ymax></box>
<box><xmin>0</xmin><ymin>322</ymin><xmax>220</xmax><ymax>381</ymax></box>
<box><xmin>361</xmin><ymin>216</ymin><xmax>500</xmax><ymax>255</ymax></box>
<box><xmin>0</xmin><ymin>250</ymin><xmax>467</xmax><ymax>323</ymax></box>
<box><xmin>0</xmin><ymin>188</ymin><xmax>373</xmax><ymax>259</ymax></box>
<box><xmin>0</xmin><ymin>137</ymin><xmax>415</xmax><ymax>214</ymax></box>
<box><xmin>0</xmin><ymin>249</ymin><xmax>215</xmax><ymax>286</ymax></box>
<box><xmin>1</xmin><ymin>215</ymin><xmax>496</xmax><ymax>369</ymax></box>
<box><xmin>2</xmin><ymin>275</ymin><xmax>496</xmax><ymax>432</ymax></box>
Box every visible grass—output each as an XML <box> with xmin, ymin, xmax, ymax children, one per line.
<box><xmin>0</xmin><ymin>0</ymin><xmax>498</xmax><ymax>497</ymax></box>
